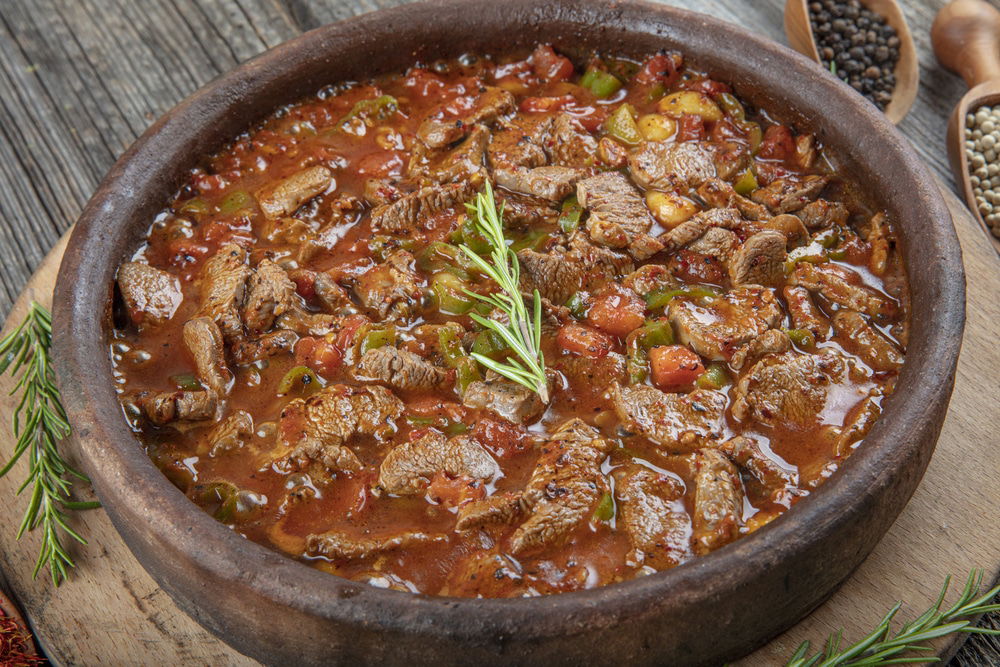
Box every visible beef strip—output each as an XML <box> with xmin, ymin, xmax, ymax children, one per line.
<box><xmin>668</xmin><ymin>286</ymin><xmax>783</xmax><ymax>361</ymax></box>
<box><xmin>487</xmin><ymin>116</ymin><xmax>554</xmax><ymax>170</ymax></box>
<box><xmin>729</xmin><ymin>328</ymin><xmax>792</xmax><ymax>371</ymax></box>
<box><xmin>182</xmin><ymin>317</ymin><xmax>232</xmax><ymax>396</ymax></box>
<box><xmin>728</xmin><ymin>230</ymin><xmax>787</xmax><ymax>287</ymax></box>
<box><xmin>731</xmin><ymin>351</ymin><xmax>850</xmax><ymax>429</ymax></box>
<box><xmin>552</xmin><ymin>352</ymin><xmax>627</xmax><ymax>392</ymax></box>
<box><xmin>495</xmin><ymin>192</ymin><xmax>559</xmax><ymax>229</ymax></box>
<box><xmin>613</xmin><ymin>465</ymin><xmax>691</xmax><ymax>569</ymax></box>
<box><xmin>687</xmin><ymin>227</ymin><xmax>740</xmax><ymax>264</ymax></box>
<box><xmin>659</xmin><ymin>207</ymin><xmax>743</xmax><ymax>251</ymax></box>
<box><xmin>622</xmin><ymin>263</ymin><xmax>679</xmax><ymax>297</ymax></box>
<box><xmin>796</xmin><ymin>199</ymin><xmax>849</xmax><ymax>230</ymax></box>
<box><xmin>141</xmin><ymin>390</ymin><xmax>217</xmax><ymax>425</ymax></box>
<box><xmin>274</xmin><ymin>308</ymin><xmax>343</xmax><ymax>336</ymax></box>
<box><xmin>629</xmin><ymin>141</ymin><xmax>716</xmax><ymax>191</ymax></box>
<box><xmin>440</xmin><ymin>551</ymin><xmax>526</xmax><ymax>597</ymax></box>
<box><xmin>834</xmin><ymin>393</ymin><xmax>882</xmax><ymax>457</ymax></box>
<box><xmin>509</xmin><ymin>419</ymin><xmax>612</xmax><ymax>554</ymax></box>
<box><xmin>462</xmin><ymin>371</ymin><xmax>548</xmax><ymax>424</ymax></box>
<box><xmin>117</xmin><ymin>262</ymin><xmax>182</xmax><ymax>326</ymax></box>
<box><xmin>494</xmin><ymin>165</ymin><xmax>585</xmax><ymax>201</ymax></box>
<box><xmin>545</xmin><ymin>114</ymin><xmax>598</xmax><ymax>166</ymax></box>
<box><xmin>763</xmin><ymin>214</ymin><xmax>810</xmax><ymax>246</ymax></box>
<box><xmin>750</xmin><ymin>175</ymin><xmax>828</xmax><ymax>214</ymax></box>
<box><xmin>196</xmin><ymin>243</ymin><xmax>251</xmax><ymax>341</ymax></box>
<box><xmin>518</xmin><ymin>235</ymin><xmax>633</xmax><ymax>305</ymax></box>
<box><xmin>696</xmin><ymin>178</ymin><xmax>769</xmax><ymax>221</ymax></box>
<box><xmin>377</xmin><ymin>430</ymin><xmax>499</xmax><ymax>495</ymax></box>
<box><xmin>455</xmin><ymin>492</ymin><xmax>524</xmax><ymax>531</ymax></box>
<box><xmin>201</xmin><ymin>410</ymin><xmax>253</xmax><ymax>457</ymax></box>
<box><xmin>832</xmin><ymin>310</ymin><xmax>904</xmax><ymax>372</ymax></box>
<box><xmin>611</xmin><ymin>384</ymin><xmax>727</xmax><ymax>453</ymax></box>
<box><xmin>230</xmin><ymin>329</ymin><xmax>299</xmax><ymax>364</ymax></box>
<box><xmin>577</xmin><ymin>171</ymin><xmax>663</xmax><ymax>260</ymax></box>
<box><xmin>717</xmin><ymin>435</ymin><xmax>795</xmax><ymax>492</ymax></box>
<box><xmin>783</xmin><ymin>285</ymin><xmax>831</xmax><ymax>340</ymax></box>
<box><xmin>354</xmin><ymin>346</ymin><xmax>450</xmax><ymax>391</ymax></box>
<box><xmin>243</xmin><ymin>259</ymin><xmax>296</xmax><ymax>335</ymax></box>
<box><xmin>352</xmin><ymin>250</ymin><xmax>424</xmax><ymax>323</ymax></box>
<box><xmin>255</xmin><ymin>165</ymin><xmax>333</xmax><ymax>220</ymax></box>
<box><xmin>790</xmin><ymin>262</ymin><xmax>898</xmax><ymax>319</ymax></box>
<box><xmin>274</xmin><ymin>384</ymin><xmax>404</xmax><ymax>478</ymax></box>
<box><xmin>416</xmin><ymin>86</ymin><xmax>514</xmax><ymax>148</ymax></box>
<box><xmin>369</xmin><ymin>180</ymin><xmax>477</xmax><ymax>232</ymax></box>
<box><xmin>691</xmin><ymin>448</ymin><xmax>744</xmax><ymax>555</ymax></box>
<box><xmin>305</xmin><ymin>530</ymin><xmax>447</xmax><ymax>560</ymax></box>
<box><xmin>410</xmin><ymin>124</ymin><xmax>490</xmax><ymax>184</ymax></box>
<box><xmin>363</xmin><ymin>178</ymin><xmax>402</xmax><ymax>207</ymax></box>
<box><xmin>313</xmin><ymin>272</ymin><xmax>352</xmax><ymax>313</ymax></box>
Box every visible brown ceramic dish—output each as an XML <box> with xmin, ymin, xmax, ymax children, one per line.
<box><xmin>51</xmin><ymin>0</ymin><xmax>965</xmax><ymax>664</ymax></box>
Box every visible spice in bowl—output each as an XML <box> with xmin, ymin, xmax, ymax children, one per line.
<box><xmin>808</xmin><ymin>0</ymin><xmax>900</xmax><ymax>110</ymax></box>
<box><xmin>965</xmin><ymin>105</ymin><xmax>1000</xmax><ymax>238</ymax></box>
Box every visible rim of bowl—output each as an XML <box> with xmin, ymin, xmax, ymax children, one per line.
<box><xmin>51</xmin><ymin>0</ymin><xmax>965</xmax><ymax>645</ymax></box>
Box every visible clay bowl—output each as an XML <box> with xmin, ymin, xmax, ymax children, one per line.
<box><xmin>51</xmin><ymin>0</ymin><xmax>965</xmax><ymax>664</ymax></box>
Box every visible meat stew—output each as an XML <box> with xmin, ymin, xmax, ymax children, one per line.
<box><xmin>109</xmin><ymin>44</ymin><xmax>908</xmax><ymax>598</ymax></box>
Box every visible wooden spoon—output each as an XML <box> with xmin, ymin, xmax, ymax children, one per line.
<box><xmin>932</xmin><ymin>0</ymin><xmax>1000</xmax><ymax>255</ymax></box>
<box><xmin>784</xmin><ymin>0</ymin><xmax>919</xmax><ymax>124</ymax></box>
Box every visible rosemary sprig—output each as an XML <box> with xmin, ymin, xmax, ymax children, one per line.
<box><xmin>0</xmin><ymin>301</ymin><xmax>98</xmax><ymax>586</ymax></box>
<box><xmin>786</xmin><ymin>569</ymin><xmax>1000</xmax><ymax>666</ymax></box>
<box><xmin>459</xmin><ymin>182</ymin><xmax>549</xmax><ymax>402</ymax></box>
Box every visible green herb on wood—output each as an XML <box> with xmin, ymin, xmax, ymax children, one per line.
<box><xmin>786</xmin><ymin>569</ymin><xmax>1000</xmax><ymax>666</ymax></box>
<box><xmin>0</xmin><ymin>302</ymin><xmax>98</xmax><ymax>586</ymax></box>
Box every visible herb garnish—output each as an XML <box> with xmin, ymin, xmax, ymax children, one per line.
<box><xmin>0</xmin><ymin>302</ymin><xmax>97</xmax><ymax>586</ymax></box>
<box><xmin>459</xmin><ymin>182</ymin><xmax>549</xmax><ymax>402</ymax></box>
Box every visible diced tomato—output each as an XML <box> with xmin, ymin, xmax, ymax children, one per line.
<box><xmin>532</xmin><ymin>44</ymin><xmax>575</xmax><ymax>82</ymax></box>
<box><xmin>427</xmin><ymin>473</ymin><xmax>485</xmax><ymax>507</ymax></box>
<box><xmin>710</xmin><ymin>117</ymin><xmax>745</xmax><ymax>143</ymax></box>
<box><xmin>634</xmin><ymin>53</ymin><xmax>681</xmax><ymax>86</ymax></box>
<box><xmin>676</xmin><ymin>114</ymin><xmax>706</xmax><ymax>142</ymax></box>
<box><xmin>191</xmin><ymin>171</ymin><xmax>228</xmax><ymax>194</ymax></box>
<box><xmin>564</xmin><ymin>103</ymin><xmax>608</xmax><ymax>132</ymax></box>
<box><xmin>334</xmin><ymin>314</ymin><xmax>369</xmax><ymax>351</ymax></box>
<box><xmin>681</xmin><ymin>77</ymin><xmax>731</xmax><ymax>96</ymax></box>
<box><xmin>649</xmin><ymin>345</ymin><xmax>705</xmax><ymax>390</ymax></box>
<box><xmin>295</xmin><ymin>337</ymin><xmax>343</xmax><ymax>376</ymax></box>
<box><xmin>472</xmin><ymin>417</ymin><xmax>528</xmax><ymax>459</ymax></box>
<box><xmin>356</xmin><ymin>150</ymin><xmax>404</xmax><ymax>179</ymax></box>
<box><xmin>288</xmin><ymin>269</ymin><xmax>317</xmax><ymax>300</ymax></box>
<box><xmin>586</xmin><ymin>287</ymin><xmax>646</xmax><ymax>338</ymax></box>
<box><xmin>557</xmin><ymin>323</ymin><xmax>613</xmax><ymax>359</ymax></box>
<box><xmin>668</xmin><ymin>249</ymin><xmax>726</xmax><ymax>285</ymax></box>
<box><xmin>403</xmin><ymin>68</ymin><xmax>446</xmax><ymax>98</ymax></box>
<box><xmin>519</xmin><ymin>94</ymin><xmax>576</xmax><ymax>113</ymax></box>
<box><xmin>757</xmin><ymin>125</ymin><xmax>795</xmax><ymax>161</ymax></box>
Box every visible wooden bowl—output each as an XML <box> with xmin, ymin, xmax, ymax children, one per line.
<box><xmin>784</xmin><ymin>0</ymin><xmax>920</xmax><ymax>124</ymax></box>
<box><xmin>50</xmin><ymin>1</ymin><xmax>965</xmax><ymax>664</ymax></box>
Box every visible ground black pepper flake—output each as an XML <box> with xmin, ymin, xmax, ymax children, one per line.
<box><xmin>808</xmin><ymin>0</ymin><xmax>899</xmax><ymax>111</ymax></box>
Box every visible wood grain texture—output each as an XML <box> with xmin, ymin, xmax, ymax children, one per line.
<box><xmin>0</xmin><ymin>1</ymin><xmax>994</xmax><ymax>664</ymax></box>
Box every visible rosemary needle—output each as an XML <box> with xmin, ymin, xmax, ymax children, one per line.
<box><xmin>459</xmin><ymin>182</ymin><xmax>549</xmax><ymax>402</ymax></box>
<box><xmin>0</xmin><ymin>301</ymin><xmax>98</xmax><ymax>586</ymax></box>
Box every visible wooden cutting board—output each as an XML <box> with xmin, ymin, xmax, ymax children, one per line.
<box><xmin>0</xmin><ymin>186</ymin><xmax>996</xmax><ymax>666</ymax></box>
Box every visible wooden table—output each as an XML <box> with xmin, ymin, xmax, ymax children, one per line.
<box><xmin>0</xmin><ymin>1</ymin><xmax>995</xmax><ymax>664</ymax></box>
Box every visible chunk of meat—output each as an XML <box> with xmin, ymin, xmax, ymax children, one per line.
<box><xmin>196</xmin><ymin>243</ymin><xmax>251</xmax><ymax>340</ymax></box>
<box><xmin>791</xmin><ymin>262</ymin><xmax>897</xmax><ymax>319</ymax></box>
<box><xmin>728</xmin><ymin>230</ymin><xmax>787</xmax><ymax>287</ymax></box>
<box><xmin>623</xmin><ymin>263</ymin><xmax>679</xmax><ymax>296</ymax></box>
<box><xmin>255</xmin><ymin>165</ymin><xmax>332</xmax><ymax>220</ymax></box>
<box><xmin>305</xmin><ymin>530</ymin><xmax>446</xmax><ymax>560</ymax></box>
<box><xmin>488</xmin><ymin>116</ymin><xmax>554</xmax><ymax>170</ymax></box>
<box><xmin>369</xmin><ymin>180</ymin><xmax>477</xmax><ymax>232</ymax></box>
<box><xmin>730</xmin><ymin>328</ymin><xmax>792</xmax><ymax>371</ymax></box>
<box><xmin>353</xmin><ymin>250</ymin><xmax>424</xmax><ymax>323</ymax></box>
<box><xmin>696</xmin><ymin>178</ymin><xmax>768</xmax><ymax>221</ymax></box>
<box><xmin>796</xmin><ymin>199</ymin><xmax>849</xmax><ymax>230</ymax></box>
<box><xmin>313</xmin><ymin>272</ymin><xmax>352</xmax><ymax>313</ymax></box>
<box><xmin>834</xmin><ymin>393</ymin><xmax>882</xmax><ymax>456</ymax></box>
<box><xmin>832</xmin><ymin>310</ymin><xmax>904</xmax><ymax>372</ymax></box>
<box><xmin>201</xmin><ymin>410</ymin><xmax>253</xmax><ymax>457</ymax></box>
<box><xmin>783</xmin><ymin>285</ymin><xmax>831</xmax><ymax>340</ymax></box>
<box><xmin>242</xmin><ymin>259</ymin><xmax>296</xmax><ymax>335</ymax></box>
<box><xmin>274</xmin><ymin>308</ymin><xmax>343</xmax><ymax>336</ymax></box>
<box><xmin>230</xmin><ymin>329</ymin><xmax>299</xmax><ymax>364</ymax></box>
<box><xmin>611</xmin><ymin>384</ymin><xmax>727</xmax><ymax>453</ymax></box>
<box><xmin>440</xmin><ymin>551</ymin><xmax>526</xmax><ymax>597</ymax></box>
<box><xmin>545</xmin><ymin>113</ymin><xmax>598</xmax><ymax>166</ymax></box>
<box><xmin>763</xmin><ymin>214</ymin><xmax>810</xmax><ymax>246</ymax></box>
<box><xmin>455</xmin><ymin>492</ymin><xmax>525</xmax><ymax>531</ymax></box>
<box><xmin>659</xmin><ymin>207</ymin><xmax>743</xmax><ymax>251</ymax></box>
<box><xmin>866</xmin><ymin>212</ymin><xmax>891</xmax><ymax>276</ymax></box>
<box><xmin>553</xmin><ymin>351</ymin><xmax>627</xmax><ymax>391</ymax></box>
<box><xmin>416</xmin><ymin>86</ymin><xmax>514</xmax><ymax>148</ymax></box>
<box><xmin>717</xmin><ymin>435</ymin><xmax>795</xmax><ymax>492</ymax></box>
<box><xmin>494</xmin><ymin>165</ymin><xmax>584</xmax><ymax>201</ymax></box>
<box><xmin>629</xmin><ymin>141</ymin><xmax>716</xmax><ymax>191</ymax></box>
<box><xmin>495</xmin><ymin>192</ymin><xmax>558</xmax><ymax>229</ymax></box>
<box><xmin>362</xmin><ymin>178</ymin><xmax>401</xmax><ymax>207</ymax></box>
<box><xmin>613</xmin><ymin>465</ymin><xmax>691</xmax><ymax>569</ymax></box>
<box><xmin>410</xmin><ymin>124</ymin><xmax>490</xmax><ymax>184</ymax></box>
<box><xmin>140</xmin><ymin>390</ymin><xmax>217</xmax><ymax>425</ymax></box>
<box><xmin>518</xmin><ymin>236</ymin><xmax>633</xmax><ymax>304</ymax></box>
<box><xmin>668</xmin><ymin>286</ymin><xmax>783</xmax><ymax>361</ymax></box>
<box><xmin>182</xmin><ymin>317</ymin><xmax>232</xmax><ymax>396</ymax></box>
<box><xmin>691</xmin><ymin>448</ymin><xmax>744</xmax><ymax>555</ymax></box>
<box><xmin>274</xmin><ymin>384</ymin><xmax>404</xmax><ymax>477</ymax></box>
<box><xmin>354</xmin><ymin>346</ymin><xmax>450</xmax><ymax>391</ymax></box>
<box><xmin>577</xmin><ymin>171</ymin><xmax>662</xmax><ymax>259</ymax></box>
<box><xmin>462</xmin><ymin>372</ymin><xmax>548</xmax><ymax>424</ymax></box>
<box><xmin>687</xmin><ymin>227</ymin><xmax>739</xmax><ymax>264</ymax></box>
<box><xmin>117</xmin><ymin>262</ymin><xmax>182</xmax><ymax>326</ymax></box>
<box><xmin>731</xmin><ymin>351</ymin><xmax>850</xmax><ymax>429</ymax></box>
<box><xmin>750</xmin><ymin>175</ymin><xmax>828</xmax><ymax>214</ymax></box>
<box><xmin>378</xmin><ymin>430</ymin><xmax>498</xmax><ymax>495</ymax></box>
<box><xmin>510</xmin><ymin>419</ymin><xmax>612</xmax><ymax>554</ymax></box>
